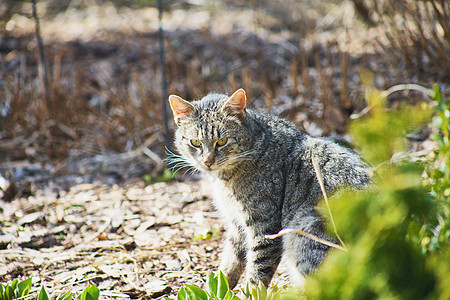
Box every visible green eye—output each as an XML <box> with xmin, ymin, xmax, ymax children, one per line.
<box><xmin>190</xmin><ymin>139</ymin><xmax>202</xmax><ymax>147</ymax></box>
<box><xmin>216</xmin><ymin>137</ymin><xmax>228</xmax><ymax>147</ymax></box>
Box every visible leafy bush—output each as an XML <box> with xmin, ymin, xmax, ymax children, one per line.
<box><xmin>421</xmin><ymin>85</ymin><xmax>450</xmax><ymax>254</ymax></box>
<box><xmin>305</xmin><ymin>84</ymin><xmax>449</xmax><ymax>299</ymax></box>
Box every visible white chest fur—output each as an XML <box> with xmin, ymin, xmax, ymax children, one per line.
<box><xmin>208</xmin><ymin>176</ymin><xmax>246</xmax><ymax>228</ymax></box>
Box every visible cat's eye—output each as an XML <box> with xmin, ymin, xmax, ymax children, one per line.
<box><xmin>216</xmin><ymin>138</ymin><xmax>228</xmax><ymax>147</ymax></box>
<box><xmin>190</xmin><ymin>139</ymin><xmax>202</xmax><ymax>147</ymax></box>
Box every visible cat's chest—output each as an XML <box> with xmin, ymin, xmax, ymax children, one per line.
<box><xmin>208</xmin><ymin>177</ymin><xmax>246</xmax><ymax>225</ymax></box>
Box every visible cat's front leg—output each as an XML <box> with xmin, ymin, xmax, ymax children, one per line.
<box><xmin>245</xmin><ymin>228</ymin><xmax>282</xmax><ymax>287</ymax></box>
<box><xmin>219</xmin><ymin>223</ymin><xmax>246</xmax><ymax>289</ymax></box>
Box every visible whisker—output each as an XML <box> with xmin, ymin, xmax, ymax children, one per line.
<box><xmin>165</xmin><ymin>148</ymin><xmax>201</xmax><ymax>176</ymax></box>
<box><xmin>183</xmin><ymin>166</ymin><xmax>200</xmax><ymax>180</ymax></box>
<box><xmin>172</xmin><ymin>161</ymin><xmax>197</xmax><ymax>174</ymax></box>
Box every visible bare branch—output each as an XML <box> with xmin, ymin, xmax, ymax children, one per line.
<box><xmin>265</xmin><ymin>228</ymin><xmax>347</xmax><ymax>252</ymax></box>
<box><xmin>312</xmin><ymin>156</ymin><xmax>347</xmax><ymax>250</ymax></box>
<box><xmin>31</xmin><ymin>0</ymin><xmax>52</xmax><ymax>114</ymax></box>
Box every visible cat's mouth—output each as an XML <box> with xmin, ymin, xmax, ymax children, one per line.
<box><xmin>201</xmin><ymin>164</ymin><xmax>217</xmax><ymax>172</ymax></box>
<box><xmin>198</xmin><ymin>162</ymin><xmax>225</xmax><ymax>173</ymax></box>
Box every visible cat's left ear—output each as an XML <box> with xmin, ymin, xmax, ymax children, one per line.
<box><xmin>169</xmin><ymin>95</ymin><xmax>195</xmax><ymax>125</ymax></box>
<box><xmin>222</xmin><ymin>88</ymin><xmax>247</xmax><ymax>119</ymax></box>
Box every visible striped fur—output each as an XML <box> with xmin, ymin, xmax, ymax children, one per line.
<box><xmin>169</xmin><ymin>89</ymin><xmax>369</xmax><ymax>288</ymax></box>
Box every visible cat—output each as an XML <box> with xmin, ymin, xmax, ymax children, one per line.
<box><xmin>168</xmin><ymin>89</ymin><xmax>369</xmax><ymax>288</ymax></box>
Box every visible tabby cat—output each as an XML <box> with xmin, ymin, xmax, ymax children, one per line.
<box><xmin>168</xmin><ymin>89</ymin><xmax>369</xmax><ymax>288</ymax></box>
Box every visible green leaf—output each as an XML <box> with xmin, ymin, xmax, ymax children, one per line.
<box><xmin>256</xmin><ymin>282</ymin><xmax>266</xmax><ymax>300</ymax></box>
<box><xmin>191</xmin><ymin>232</ymin><xmax>212</xmax><ymax>241</ymax></box>
<box><xmin>160</xmin><ymin>168</ymin><xmax>174</xmax><ymax>182</ymax></box>
<box><xmin>223</xmin><ymin>290</ymin><xmax>234</xmax><ymax>300</ymax></box>
<box><xmin>266</xmin><ymin>285</ymin><xmax>279</xmax><ymax>300</ymax></box>
<box><xmin>57</xmin><ymin>291</ymin><xmax>73</xmax><ymax>300</ymax></box>
<box><xmin>185</xmin><ymin>285</ymin><xmax>208</xmax><ymax>300</ymax></box>
<box><xmin>10</xmin><ymin>280</ymin><xmax>18</xmax><ymax>294</ymax></box>
<box><xmin>4</xmin><ymin>286</ymin><xmax>11</xmax><ymax>300</ymax></box>
<box><xmin>225</xmin><ymin>290</ymin><xmax>240</xmax><ymax>300</ymax></box>
<box><xmin>432</xmin><ymin>84</ymin><xmax>443</xmax><ymax>102</ymax></box>
<box><xmin>206</xmin><ymin>273</ymin><xmax>218</xmax><ymax>298</ymax></box>
<box><xmin>217</xmin><ymin>271</ymin><xmax>229</xmax><ymax>299</ymax></box>
<box><xmin>176</xmin><ymin>287</ymin><xmax>187</xmax><ymax>300</ymax></box>
<box><xmin>0</xmin><ymin>285</ymin><xmax>4</xmax><ymax>300</ymax></box>
<box><xmin>17</xmin><ymin>277</ymin><xmax>33</xmax><ymax>297</ymax></box>
<box><xmin>38</xmin><ymin>286</ymin><xmax>51</xmax><ymax>300</ymax></box>
<box><xmin>242</xmin><ymin>283</ymin><xmax>250</xmax><ymax>299</ymax></box>
<box><xmin>251</xmin><ymin>287</ymin><xmax>257</xmax><ymax>300</ymax></box>
<box><xmin>80</xmin><ymin>283</ymin><xmax>99</xmax><ymax>300</ymax></box>
<box><xmin>143</xmin><ymin>174</ymin><xmax>152</xmax><ymax>183</ymax></box>
<box><xmin>184</xmin><ymin>288</ymin><xmax>200</xmax><ymax>300</ymax></box>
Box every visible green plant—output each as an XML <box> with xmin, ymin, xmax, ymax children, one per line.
<box><xmin>167</xmin><ymin>271</ymin><xmax>238</xmax><ymax>300</ymax></box>
<box><xmin>144</xmin><ymin>168</ymin><xmax>175</xmax><ymax>184</ymax></box>
<box><xmin>0</xmin><ymin>278</ymin><xmax>99</xmax><ymax>300</ymax></box>
<box><xmin>167</xmin><ymin>271</ymin><xmax>290</xmax><ymax>300</ymax></box>
<box><xmin>76</xmin><ymin>282</ymin><xmax>100</xmax><ymax>300</ymax></box>
<box><xmin>241</xmin><ymin>282</ymin><xmax>288</xmax><ymax>300</ymax></box>
<box><xmin>305</xmin><ymin>84</ymin><xmax>449</xmax><ymax>299</ymax></box>
<box><xmin>0</xmin><ymin>277</ymin><xmax>32</xmax><ymax>300</ymax></box>
<box><xmin>420</xmin><ymin>84</ymin><xmax>450</xmax><ymax>254</ymax></box>
<box><xmin>192</xmin><ymin>227</ymin><xmax>221</xmax><ymax>241</ymax></box>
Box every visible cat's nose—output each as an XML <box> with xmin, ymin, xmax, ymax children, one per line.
<box><xmin>203</xmin><ymin>152</ymin><xmax>215</xmax><ymax>168</ymax></box>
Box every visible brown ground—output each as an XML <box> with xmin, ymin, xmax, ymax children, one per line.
<box><xmin>1</xmin><ymin>175</ymin><xmax>225</xmax><ymax>298</ymax></box>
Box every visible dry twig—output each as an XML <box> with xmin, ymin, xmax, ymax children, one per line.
<box><xmin>350</xmin><ymin>83</ymin><xmax>433</xmax><ymax>119</ymax></box>
<box><xmin>264</xmin><ymin>156</ymin><xmax>348</xmax><ymax>252</ymax></box>
<box><xmin>265</xmin><ymin>228</ymin><xmax>347</xmax><ymax>252</ymax></box>
<box><xmin>311</xmin><ymin>155</ymin><xmax>347</xmax><ymax>249</ymax></box>
<box><xmin>31</xmin><ymin>0</ymin><xmax>51</xmax><ymax>114</ymax></box>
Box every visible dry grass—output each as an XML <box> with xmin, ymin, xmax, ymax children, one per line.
<box><xmin>0</xmin><ymin>178</ymin><xmax>223</xmax><ymax>298</ymax></box>
<box><xmin>0</xmin><ymin>2</ymin><xmax>380</xmax><ymax>177</ymax></box>
<box><xmin>365</xmin><ymin>0</ymin><xmax>449</xmax><ymax>81</ymax></box>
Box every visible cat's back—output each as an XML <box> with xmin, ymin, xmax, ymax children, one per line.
<box><xmin>245</xmin><ymin>109</ymin><xmax>306</xmax><ymax>158</ymax></box>
<box><xmin>241</xmin><ymin>110</ymin><xmax>369</xmax><ymax>201</ymax></box>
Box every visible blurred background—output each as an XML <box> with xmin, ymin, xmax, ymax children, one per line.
<box><xmin>0</xmin><ymin>0</ymin><xmax>449</xmax><ymax>187</ymax></box>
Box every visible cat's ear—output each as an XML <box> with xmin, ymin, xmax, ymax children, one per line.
<box><xmin>168</xmin><ymin>95</ymin><xmax>195</xmax><ymax>125</ymax></box>
<box><xmin>222</xmin><ymin>88</ymin><xmax>247</xmax><ymax>119</ymax></box>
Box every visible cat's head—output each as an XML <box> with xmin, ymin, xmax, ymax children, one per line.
<box><xmin>168</xmin><ymin>89</ymin><xmax>253</xmax><ymax>175</ymax></box>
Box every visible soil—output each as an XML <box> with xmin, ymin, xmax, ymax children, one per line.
<box><xmin>1</xmin><ymin>171</ymin><xmax>223</xmax><ymax>299</ymax></box>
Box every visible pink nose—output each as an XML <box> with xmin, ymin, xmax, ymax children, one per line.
<box><xmin>204</xmin><ymin>161</ymin><xmax>213</xmax><ymax>167</ymax></box>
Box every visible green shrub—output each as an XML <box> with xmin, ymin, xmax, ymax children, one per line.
<box><xmin>305</xmin><ymin>84</ymin><xmax>449</xmax><ymax>299</ymax></box>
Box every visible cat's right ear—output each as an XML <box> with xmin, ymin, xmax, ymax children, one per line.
<box><xmin>168</xmin><ymin>95</ymin><xmax>194</xmax><ymax>125</ymax></box>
